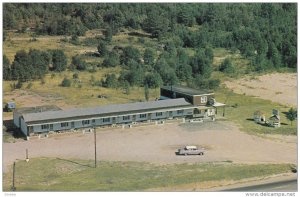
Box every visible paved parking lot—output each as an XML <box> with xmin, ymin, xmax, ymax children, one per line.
<box><xmin>3</xmin><ymin>121</ymin><xmax>297</xmax><ymax>172</ymax></box>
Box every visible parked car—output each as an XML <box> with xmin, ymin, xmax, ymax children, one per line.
<box><xmin>189</xmin><ymin>118</ymin><xmax>203</xmax><ymax>123</ymax></box>
<box><xmin>177</xmin><ymin>145</ymin><xmax>205</xmax><ymax>156</ymax></box>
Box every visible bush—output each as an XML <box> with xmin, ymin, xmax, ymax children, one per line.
<box><xmin>40</xmin><ymin>78</ymin><xmax>46</xmax><ymax>85</ymax></box>
<box><xmin>15</xmin><ymin>80</ymin><xmax>23</xmax><ymax>89</ymax></box>
<box><xmin>61</xmin><ymin>77</ymin><xmax>71</xmax><ymax>87</ymax></box>
<box><xmin>219</xmin><ymin>58</ymin><xmax>235</xmax><ymax>74</ymax></box>
<box><xmin>26</xmin><ymin>82</ymin><xmax>33</xmax><ymax>89</ymax></box>
<box><xmin>102</xmin><ymin>51</ymin><xmax>120</xmax><ymax>67</ymax></box>
<box><xmin>73</xmin><ymin>73</ymin><xmax>79</xmax><ymax>79</ymax></box>
<box><xmin>208</xmin><ymin>79</ymin><xmax>220</xmax><ymax>89</ymax></box>
<box><xmin>71</xmin><ymin>55</ymin><xmax>87</xmax><ymax>71</ymax></box>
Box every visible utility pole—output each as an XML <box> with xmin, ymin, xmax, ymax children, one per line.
<box><xmin>26</xmin><ymin>149</ymin><xmax>29</xmax><ymax>162</ymax></box>
<box><xmin>94</xmin><ymin>127</ymin><xmax>97</xmax><ymax>168</ymax></box>
<box><xmin>11</xmin><ymin>162</ymin><xmax>16</xmax><ymax>191</ymax></box>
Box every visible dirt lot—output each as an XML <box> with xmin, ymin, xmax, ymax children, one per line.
<box><xmin>224</xmin><ymin>73</ymin><xmax>297</xmax><ymax>107</ymax></box>
<box><xmin>3</xmin><ymin>121</ymin><xmax>296</xmax><ymax>173</ymax></box>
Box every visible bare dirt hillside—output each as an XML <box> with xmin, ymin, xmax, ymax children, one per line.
<box><xmin>224</xmin><ymin>73</ymin><xmax>297</xmax><ymax>107</ymax></box>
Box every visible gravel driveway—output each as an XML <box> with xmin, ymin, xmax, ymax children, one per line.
<box><xmin>3</xmin><ymin>121</ymin><xmax>297</xmax><ymax>172</ymax></box>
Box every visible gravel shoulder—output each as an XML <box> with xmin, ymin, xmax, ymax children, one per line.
<box><xmin>3</xmin><ymin>121</ymin><xmax>297</xmax><ymax>173</ymax></box>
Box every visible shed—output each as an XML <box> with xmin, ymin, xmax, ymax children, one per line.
<box><xmin>268</xmin><ymin>115</ymin><xmax>281</xmax><ymax>127</ymax></box>
<box><xmin>253</xmin><ymin>111</ymin><xmax>266</xmax><ymax>124</ymax></box>
<box><xmin>5</xmin><ymin>101</ymin><xmax>16</xmax><ymax>112</ymax></box>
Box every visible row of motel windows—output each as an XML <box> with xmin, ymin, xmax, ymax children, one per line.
<box><xmin>39</xmin><ymin>110</ymin><xmax>186</xmax><ymax>129</ymax></box>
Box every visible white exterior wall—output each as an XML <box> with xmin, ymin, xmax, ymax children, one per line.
<box><xmin>99</xmin><ymin>117</ymin><xmax>113</xmax><ymax>125</ymax></box>
<box><xmin>13</xmin><ymin>112</ymin><xmax>21</xmax><ymax>128</ymax></box>
<box><xmin>20</xmin><ymin>118</ymin><xmax>28</xmax><ymax>136</ymax></box>
<box><xmin>117</xmin><ymin>115</ymin><xmax>132</xmax><ymax>123</ymax></box>
<box><xmin>52</xmin><ymin>122</ymin><xmax>71</xmax><ymax>131</ymax></box>
<box><xmin>135</xmin><ymin>114</ymin><xmax>148</xmax><ymax>122</ymax></box>
<box><xmin>172</xmin><ymin>109</ymin><xmax>193</xmax><ymax>117</ymax></box>
<box><xmin>26</xmin><ymin>107</ymin><xmax>195</xmax><ymax>133</ymax></box>
<box><xmin>151</xmin><ymin>111</ymin><xmax>167</xmax><ymax>120</ymax></box>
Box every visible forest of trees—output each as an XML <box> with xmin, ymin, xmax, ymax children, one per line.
<box><xmin>3</xmin><ymin>3</ymin><xmax>297</xmax><ymax>89</ymax></box>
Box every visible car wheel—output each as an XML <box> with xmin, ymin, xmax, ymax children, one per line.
<box><xmin>199</xmin><ymin>152</ymin><xmax>204</xmax><ymax>155</ymax></box>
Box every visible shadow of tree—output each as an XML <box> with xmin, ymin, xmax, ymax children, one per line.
<box><xmin>3</xmin><ymin>119</ymin><xmax>26</xmax><ymax>140</ymax></box>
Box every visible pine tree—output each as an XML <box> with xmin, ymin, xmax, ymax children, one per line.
<box><xmin>286</xmin><ymin>108</ymin><xmax>297</xmax><ymax>126</ymax></box>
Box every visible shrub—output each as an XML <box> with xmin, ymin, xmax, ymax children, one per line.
<box><xmin>73</xmin><ymin>73</ymin><xmax>79</xmax><ymax>79</ymax></box>
<box><xmin>61</xmin><ymin>77</ymin><xmax>71</xmax><ymax>87</ymax></box>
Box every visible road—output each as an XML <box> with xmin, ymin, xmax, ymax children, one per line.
<box><xmin>223</xmin><ymin>179</ymin><xmax>297</xmax><ymax>192</ymax></box>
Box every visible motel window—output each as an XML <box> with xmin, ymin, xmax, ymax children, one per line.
<box><xmin>61</xmin><ymin>122</ymin><xmax>69</xmax><ymax>127</ymax></box>
<box><xmin>156</xmin><ymin>112</ymin><xmax>163</xmax><ymax>117</ymax></box>
<box><xmin>123</xmin><ymin>115</ymin><xmax>130</xmax><ymax>121</ymax></box>
<box><xmin>103</xmin><ymin>117</ymin><xmax>111</xmax><ymax>123</ymax></box>
<box><xmin>92</xmin><ymin>119</ymin><xmax>95</xmax><ymax>123</ymax></box>
<box><xmin>82</xmin><ymin>120</ymin><xmax>90</xmax><ymax>125</ymax></box>
<box><xmin>41</xmin><ymin>124</ymin><xmax>49</xmax><ymax>130</ymax></box>
<box><xmin>201</xmin><ymin>96</ymin><xmax>207</xmax><ymax>103</ymax></box>
<box><xmin>177</xmin><ymin>110</ymin><xmax>184</xmax><ymax>114</ymax></box>
<box><xmin>139</xmin><ymin>114</ymin><xmax>147</xmax><ymax>118</ymax></box>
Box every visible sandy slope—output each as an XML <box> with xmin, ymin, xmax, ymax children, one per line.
<box><xmin>224</xmin><ymin>73</ymin><xmax>297</xmax><ymax>107</ymax></box>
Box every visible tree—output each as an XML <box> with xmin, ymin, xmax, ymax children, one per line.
<box><xmin>72</xmin><ymin>55</ymin><xmax>87</xmax><ymax>71</ymax></box>
<box><xmin>71</xmin><ymin>34</ymin><xmax>79</xmax><ymax>43</ymax></box>
<box><xmin>124</xmin><ymin>81</ymin><xmax>130</xmax><ymax>95</ymax></box>
<box><xmin>10</xmin><ymin>50</ymin><xmax>32</xmax><ymax>81</ymax></box>
<box><xmin>144</xmin><ymin>84</ymin><xmax>149</xmax><ymax>101</ymax></box>
<box><xmin>102</xmin><ymin>51</ymin><xmax>120</xmax><ymax>67</ymax></box>
<box><xmin>97</xmin><ymin>41</ymin><xmax>108</xmax><ymax>57</ymax></box>
<box><xmin>28</xmin><ymin>49</ymin><xmax>50</xmax><ymax>78</ymax></box>
<box><xmin>3</xmin><ymin>54</ymin><xmax>11</xmax><ymax>80</ymax></box>
<box><xmin>219</xmin><ymin>58</ymin><xmax>235</xmax><ymax>74</ymax></box>
<box><xmin>61</xmin><ymin>77</ymin><xmax>71</xmax><ymax>87</ymax></box>
<box><xmin>176</xmin><ymin>63</ymin><xmax>192</xmax><ymax>81</ymax></box>
<box><xmin>144</xmin><ymin>72</ymin><xmax>163</xmax><ymax>88</ymax></box>
<box><xmin>143</xmin><ymin>9</ymin><xmax>170</xmax><ymax>38</ymax></box>
<box><xmin>104</xmin><ymin>27</ymin><xmax>112</xmax><ymax>42</ymax></box>
<box><xmin>51</xmin><ymin>50</ymin><xmax>67</xmax><ymax>72</ymax></box>
<box><xmin>192</xmin><ymin>49</ymin><xmax>212</xmax><ymax>78</ymax></box>
<box><xmin>143</xmin><ymin>48</ymin><xmax>155</xmax><ymax>66</ymax></box>
<box><xmin>121</xmin><ymin>46</ymin><xmax>141</xmax><ymax>66</ymax></box>
<box><xmin>105</xmin><ymin>73</ymin><xmax>118</xmax><ymax>88</ymax></box>
<box><xmin>286</xmin><ymin>108</ymin><xmax>297</xmax><ymax>126</ymax></box>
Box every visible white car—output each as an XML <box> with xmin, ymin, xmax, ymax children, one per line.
<box><xmin>189</xmin><ymin>118</ymin><xmax>203</xmax><ymax>123</ymax></box>
<box><xmin>177</xmin><ymin>145</ymin><xmax>205</xmax><ymax>156</ymax></box>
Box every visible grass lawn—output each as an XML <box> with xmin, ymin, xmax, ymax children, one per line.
<box><xmin>3</xmin><ymin>157</ymin><xmax>293</xmax><ymax>191</ymax></box>
<box><xmin>215</xmin><ymin>87</ymin><xmax>297</xmax><ymax>135</ymax></box>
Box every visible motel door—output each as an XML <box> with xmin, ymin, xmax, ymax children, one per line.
<box><xmin>71</xmin><ymin>122</ymin><xmax>75</xmax><ymax>128</ymax></box>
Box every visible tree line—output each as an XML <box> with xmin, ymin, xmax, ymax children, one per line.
<box><xmin>3</xmin><ymin>49</ymin><xmax>67</xmax><ymax>81</ymax></box>
<box><xmin>4</xmin><ymin>3</ymin><xmax>297</xmax><ymax>70</ymax></box>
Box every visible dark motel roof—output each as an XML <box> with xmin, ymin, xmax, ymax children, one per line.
<box><xmin>161</xmin><ymin>85</ymin><xmax>214</xmax><ymax>96</ymax></box>
<box><xmin>23</xmin><ymin>98</ymin><xmax>192</xmax><ymax>124</ymax></box>
<box><xmin>14</xmin><ymin>105</ymin><xmax>62</xmax><ymax>116</ymax></box>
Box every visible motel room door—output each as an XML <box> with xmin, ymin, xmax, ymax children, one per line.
<box><xmin>71</xmin><ymin>122</ymin><xmax>75</xmax><ymax>128</ymax></box>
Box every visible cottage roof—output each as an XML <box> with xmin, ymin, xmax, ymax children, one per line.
<box><xmin>253</xmin><ymin>111</ymin><xmax>265</xmax><ymax>116</ymax></box>
<box><xmin>269</xmin><ymin>115</ymin><xmax>280</xmax><ymax>121</ymax></box>
<box><xmin>23</xmin><ymin>98</ymin><xmax>192</xmax><ymax>124</ymax></box>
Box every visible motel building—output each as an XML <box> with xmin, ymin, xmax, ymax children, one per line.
<box><xmin>13</xmin><ymin>86</ymin><xmax>225</xmax><ymax>139</ymax></box>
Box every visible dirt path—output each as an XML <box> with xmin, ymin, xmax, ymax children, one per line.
<box><xmin>3</xmin><ymin>121</ymin><xmax>296</xmax><ymax>173</ymax></box>
<box><xmin>224</xmin><ymin>73</ymin><xmax>297</xmax><ymax>107</ymax></box>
